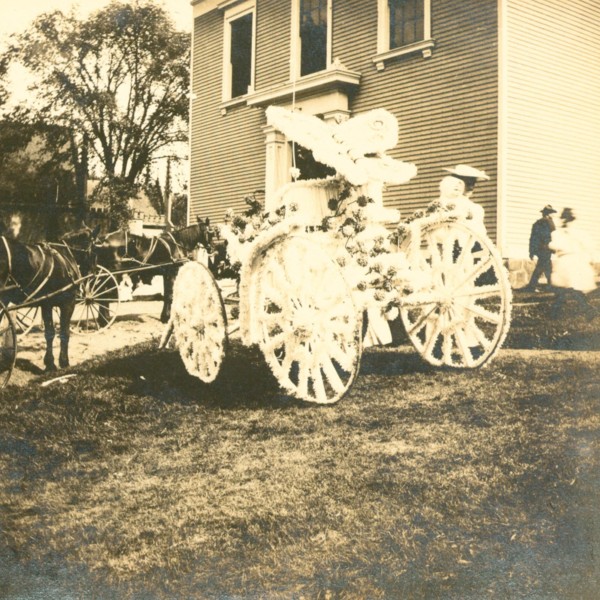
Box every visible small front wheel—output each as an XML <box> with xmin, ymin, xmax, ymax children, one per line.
<box><xmin>73</xmin><ymin>266</ymin><xmax>120</xmax><ymax>333</ymax></box>
<box><xmin>170</xmin><ymin>261</ymin><xmax>228</xmax><ymax>383</ymax></box>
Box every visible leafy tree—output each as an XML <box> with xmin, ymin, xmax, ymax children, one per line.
<box><xmin>90</xmin><ymin>176</ymin><xmax>136</xmax><ymax>229</ymax></box>
<box><xmin>9</xmin><ymin>0</ymin><xmax>189</xmax><ymax>187</ymax></box>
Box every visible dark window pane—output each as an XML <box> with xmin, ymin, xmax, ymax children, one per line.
<box><xmin>389</xmin><ymin>0</ymin><xmax>424</xmax><ymax>49</ymax></box>
<box><xmin>300</xmin><ymin>0</ymin><xmax>327</xmax><ymax>76</ymax></box>
<box><xmin>230</xmin><ymin>13</ymin><xmax>253</xmax><ymax>97</ymax></box>
<box><xmin>294</xmin><ymin>144</ymin><xmax>335</xmax><ymax>180</ymax></box>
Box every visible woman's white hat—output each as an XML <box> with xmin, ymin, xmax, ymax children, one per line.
<box><xmin>443</xmin><ymin>164</ymin><xmax>490</xmax><ymax>181</ymax></box>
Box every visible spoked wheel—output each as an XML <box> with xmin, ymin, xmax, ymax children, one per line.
<box><xmin>400</xmin><ymin>221</ymin><xmax>511</xmax><ymax>368</ymax></box>
<box><xmin>13</xmin><ymin>305</ymin><xmax>40</xmax><ymax>335</ymax></box>
<box><xmin>171</xmin><ymin>261</ymin><xmax>227</xmax><ymax>383</ymax></box>
<box><xmin>0</xmin><ymin>302</ymin><xmax>17</xmax><ymax>388</ymax></box>
<box><xmin>73</xmin><ymin>266</ymin><xmax>120</xmax><ymax>334</ymax></box>
<box><xmin>252</xmin><ymin>235</ymin><xmax>362</xmax><ymax>404</ymax></box>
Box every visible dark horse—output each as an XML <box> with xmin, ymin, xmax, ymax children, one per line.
<box><xmin>0</xmin><ymin>234</ymin><xmax>85</xmax><ymax>371</ymax></box>
<box><xmin>100</xmin><ymin>219</ymin><xmax>214</xmax><ymax>323</ymax></box>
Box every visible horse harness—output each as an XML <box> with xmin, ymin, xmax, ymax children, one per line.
<box><xmin>0</xmin><ymin>236</ymin><xmax>80</xmax><ymax>304</ymax></box>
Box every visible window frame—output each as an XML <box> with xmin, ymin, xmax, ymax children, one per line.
<box><xmin>222</xmin><ymin>0</ymin><xmax>256</xmax><ymax>102</ymax></box>
<box><xmin>374</xmin><ymin>0</ymin><xmax>434</xmax><ymax>70</ymax></box>
<box><xmin>290</xmin><ymin>0</ymin><xmax>333</xmax><ymax>81</ymax></box>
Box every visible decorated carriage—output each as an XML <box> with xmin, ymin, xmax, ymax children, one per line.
<box><xmin>163</xmin><ymin>107</ymin><xmax>512</xmax><ymax>404</ymax></box>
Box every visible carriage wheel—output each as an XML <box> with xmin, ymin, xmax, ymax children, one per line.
<box><xmin>171</xmin><ymin>261</ymin><xmax>227</xmax><ymax>383</ymax></box>
<box><xmin>0</xmin><ymin>302</ymin><xmax>17</xmax><ymax>388</ymax></box>
<box><xmin>252</xmin><ymin>235</ymin><xmax>362</xmax><ymax>404</ymax></box>
<box><xmin>400</xmin><ymin>221</ymin><xmax>511</xmax><ymax>368</ymax></box>
<box><xmin>13</xmin><ymin>305</ymin><xmax>40</xmax><ymax>335</ymax></box>
<box><xmin>73</xmin><ymin>266</ymin><xmax>120</xmax><ymax>334</ymax></box>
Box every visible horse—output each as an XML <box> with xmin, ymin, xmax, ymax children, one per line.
<box><xmin>99</xmin><ymin>219</ymin><xmax>215</xmax><ymax>323</ymax></box>
<box><xmin>0</xmin><ymin>235</ymin><xmax>84</xmax><ymax>372</ymax></box>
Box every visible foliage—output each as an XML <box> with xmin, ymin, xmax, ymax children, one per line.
<box><xmin>0</xmin><ymin>118</ymin><xmax>78</xmax><ymax>209</ymax></box>
<box><xmin>8</xmin><ymin>0</ymin><xmax>190</xmax><ymax>185</ymax></box>
<box><xmin>89</xmin><ymin>176</ymin><xmax>136</xmax><ymax>229</ymax></box>
<box><xmin>170</xmin><ymin>192</ymin><xmax>187</xmax><ymax>228</ymax></box>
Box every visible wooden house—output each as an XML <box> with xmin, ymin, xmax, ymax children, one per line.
<box><xmin>189</xmin><ymin>0</ymin><xmax>600</xmax><ymax>284</ymax></box>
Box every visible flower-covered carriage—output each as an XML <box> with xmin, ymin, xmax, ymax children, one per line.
<box><xmin>163</xmin><ymin>107</ymin><xmax>511</xmax><ymax>404</ymax></box>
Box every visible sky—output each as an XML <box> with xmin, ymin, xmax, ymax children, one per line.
<box><xmin>0</xmin><ymin>0</ymin><xmax>191</xmax><ymax>42</ymax></box>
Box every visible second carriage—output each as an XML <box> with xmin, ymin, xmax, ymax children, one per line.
<box><xmin>164</xmin><ymin>107</ymin><xmax>512</xmax><ymax>405</ymax></box>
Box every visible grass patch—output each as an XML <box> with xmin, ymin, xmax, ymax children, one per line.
<box><xmin>0</xmin><ymin>293</ymin><xmax>599</xmax><ymax>598</ymax></box>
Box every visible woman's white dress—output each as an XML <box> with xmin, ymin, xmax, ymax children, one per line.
<box><xmin>549</xmin><ymin>223</ymin><xmax>596</xmax><ymax>292</ymax></box>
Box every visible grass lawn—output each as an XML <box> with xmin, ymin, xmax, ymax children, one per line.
<box><xmin>0</xmin><ymin>289</ymin><xmax>599</xmax><ymax>599</ymax></box>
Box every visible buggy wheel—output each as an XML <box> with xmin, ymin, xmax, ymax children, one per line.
<box><xmin>171</xmin><ymin>261</ymin><xmax>227</xmax><ymax>383</ymax></box>
<box><xmin>13</xmin><ymin>305</ymin><xmax>40</xmax><ymax>335</ymax></box>
<box><xmin>400</xmin><ymin>221</ymin><xmax>511</xmax><ymax>368</ymax></box>
<box><xmin>73</xmin><ymin>266</ymin><xmax>120</xmax><ymax>334</ymax></box>
<box><xmin>0</xmin><ymin>302</ymin><xmax>17</xmax><ymax>388</ymax></box>
<box><xmin>252</xmin><ymin>235</ymin><xmax>362</xmax><ymax>404</ymax></box>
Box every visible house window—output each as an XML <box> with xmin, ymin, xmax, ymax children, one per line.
<box><xmin>300</xmin><ymin>0</ymin><xmax>328</xmax><ymax>76</ymax></box>
<box><xmin>389</xmin><ymin>0</ymin><xmax>424</xmax><ymax>48</ymax></box>
<box><xmin>291</xmin><ymin>0</ymin><xmax>332</xmax><ymax>79</ymax></box>
<box><xmin>223</xmin><ymin>1</ymin><xmax>255</xmax><ymax>101</ymax></box>
<box><xmin>374</xmin><ymin>0</ymin><xmax>433</xmax><ymax>69</ymax></box>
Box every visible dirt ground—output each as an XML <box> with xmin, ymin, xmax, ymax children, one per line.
<box><xmin>10</xmin><ymin>300</ymin><xmax>166</xmax><ymax>388</ymax></box>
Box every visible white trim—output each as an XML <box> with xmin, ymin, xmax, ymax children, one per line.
<box><xmin>290</xmin><ymin>0</ymin><xmax>333</xmax><ymax>81</ymax></box>
<box><xmin>221</xmin><ymin>0</ymin><xmax>256</xmax><ymax>102</ymax></box>
<box><xmin>497</xmin><ymin>0</ymin><xmax>508</xmax><ymax>253</ymax></box>
<box><xmin>192</xmin><ymin>0</ymin><xmax>220</xmax><ymax>19</ymax></box>
<box><xmin>187</xmin><ymin>8</ymin><xmax>196</xmax><ymax>227</ymax></box>
<box><xmin>246</xmin><ymin>65</ymin><xmax>361</xmax><ymax>107</ymax></box>
<box><xmin>375</xmin><ymin>0</ymin><xmax>433</xmax><ymax>69</ymax></box>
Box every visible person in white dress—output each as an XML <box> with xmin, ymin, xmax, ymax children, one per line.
<box><xmin>549</xmin><ymin>207</ymin><xmax>597</xmax><ymax>319</ymax></box>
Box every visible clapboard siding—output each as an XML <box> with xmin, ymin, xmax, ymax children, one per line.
<box><xmin>255</xmin><ymin>0</ymin><xmax>290</xmax><ymax>90</ymax></box>
<box><xmin>503</xmin><ymin>0</ymin><xmax>600</xmax><ymax>257</ymax></box>
<box><xmin>191</xmin><ymin>0</ymin><xmax>499</xmax><ymax>238</ymax></box>
<box><xmin>190</xmin><ymin>10</ymin><xmax>266</xmax><ymax>223</ymax></box>
<box><xmin>334</xmin><ymin>0</ymin><xmax>499</xmax><ymax>240</ymax></box>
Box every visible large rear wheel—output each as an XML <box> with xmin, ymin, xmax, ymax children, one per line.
<box><xmin>252</xmin><ymin>235</ymin><xmax>362</xmax><ymax>404</ymax></box>
<box><xmin>400</xmin><ymin>221</ymin><xmax>511</xmax><ymax>368</ymax></box>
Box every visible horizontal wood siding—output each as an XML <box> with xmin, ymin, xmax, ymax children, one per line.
<box><xmin>190</xmin><ymin>10</ymin><xmax>266</xmax><ymax>224</ymax></box>
<box><xmin>503</xmin><ymin>0</ymin><xmax>600</xmax><ymax>257</ymax></box>
<box><xmin>334</xmin><ymin>0</ymin><xmax>499</xmax><ymax>240</ymax></box>
<box><xmin>255</xmin><ymin>0</ymin><xmax>290</xmax><ymax>90</ymax></box>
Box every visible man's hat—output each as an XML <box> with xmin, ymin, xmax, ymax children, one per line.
<box><xmin>541</xmin><ymin>204</ymin><xmax>557</xmax><ymax>215</ymax></box>
<box><xmin>443</xmin><ymin>164</ymin><xmax>490</xmax><ymax>181</ymax></box>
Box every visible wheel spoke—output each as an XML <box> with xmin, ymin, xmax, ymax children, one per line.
<box><xmin>463</xmin><ymin>303</ymin><xmax>501</xmax><ymax>324</ymax></box>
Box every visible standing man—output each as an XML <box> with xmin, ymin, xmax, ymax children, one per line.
<box><xmin>524</xmin><ymin>204</ymin><xmax>556</xmax><ymax>291</ymax></box>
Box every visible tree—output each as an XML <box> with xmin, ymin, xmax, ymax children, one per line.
<box><xmin>9</xmin><ymin>0</ymin><xmax>189</xmax><ymax>187</ymax></box>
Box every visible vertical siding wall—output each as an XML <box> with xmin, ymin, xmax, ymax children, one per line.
<box><xmin>334</xmin><ymin>0</ymin><xmax>499</xmax><ymax>239</ymax></box>
<box><xmin>190</xmin><ymin>10</ymin><xmax>266</xmax><ymax>223</ymax></box>
<box><xmin>503</xmin><ymin>0</ymin><xmax>600</xmax><ymax>257</ymax></box>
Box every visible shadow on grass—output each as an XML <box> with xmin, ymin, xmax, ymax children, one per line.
<box><xmin>89</xmin><ymin>340</ymin><xmax>301</xmax><ymax>411</ymax></box>
<box><xmin>13</xmin><ymin>358</ymin><xmax>44</xmax><ymax>376</ymax></box>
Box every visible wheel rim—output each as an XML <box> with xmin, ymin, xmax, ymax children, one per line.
<box><xmin>400</xmin><ymin>222</ymin><xmax>511</xmax><ymax>368</ymax></box>
<box><xmin>13</xmin><ymin>305</ymin><xmax>40</xmax><ymax>336</ymax></box>
<box><xmin>73</xmin><ymin>266</ymin><xmax>120</xmax><ymax>334</ymax></box>
<box><xmin>253</xmin><ymin>236</ymin><xmax>362</xmax><ymax>404</ymax></box>
<box><xmin>0</xmin><ymin>303</ymin><xmax>17</xmax><ymax>388</ymax></box>
<box><xmin>171</xmin><ymin>262</ymin><xmax>227</xmax><ymax>383</ymax></box>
